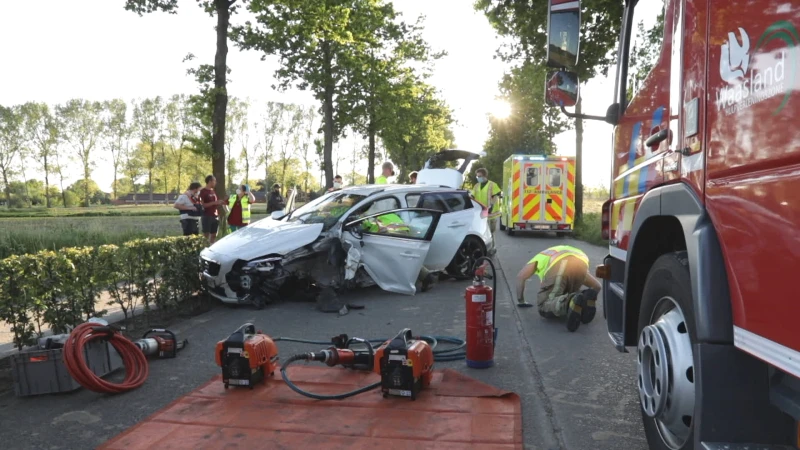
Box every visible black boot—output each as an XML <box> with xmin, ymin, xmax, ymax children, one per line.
<box><xmin>580</xmin><ymin>289</ymin><xmax>598</xmax><ymax>324</ymax></box>
<box><xmin>566</xmin><ymin>293</ymin><xmax>587</xmax><ymax>332</ymax></box>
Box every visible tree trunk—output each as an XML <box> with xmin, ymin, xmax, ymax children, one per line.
<box><xmin>148</xmin><ymin>168</ymin><xmax>154</xmax><ymax>203</ymax></box>
<box><xmin>1</xmin><ymin>169</ymin><xmax>10</xmax><ymax>209</ymax></box>
<box><xmin>112</xmin><ymin>170</ymin><xmax>118</xmax><ymax>201</ymax></box>
<box><xmin>368</xmin><ymin>116</ymin><xmax>376</xmax><ymax>184</ymax></box>
<box><xmin>84</xmin><ymin>164</ymin><xmax>91</xmax><ymax>207</ymax></box>
<box><xmin>212</xmin><ymin>0</ymin><xmax>230</xmax><ymax>202</ymax></box>
<box><xmin>58</xmin><ymin>170</ymin><xmax>66</xmax><ymax>208</ymax></box>
<box><xmin>322</xmin><ymin>40</ymin><xmax>334</xmax><ymax>189</ymax></box>
<box><xmin>574</xmin><ymin>95</ymin><xmax>584</xmax><ymax>222</ymax></box>
<box><xmin>20</xmin><ymin>164</ymin><xmax>31</xmax><ymax>207</ymax></box>
<box><xmin>44</xmin><ymin>156</ymin><xmax>51</xmax><ymax>208</ymax></box>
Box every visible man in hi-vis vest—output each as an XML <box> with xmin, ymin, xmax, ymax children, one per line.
<box><xmin>472</xmin><ymin>168</ymin><xmax>501</xmax><ymax>234</ymax></box>
<box><xmin>515</xmin><ymin>245</ymin><xmax>601</xmax><ymax>332</ymax></box>
<box><xmin>227</xmin><ymin>184</ymin><xmax>256</xmax><ymax>232</ymax></box>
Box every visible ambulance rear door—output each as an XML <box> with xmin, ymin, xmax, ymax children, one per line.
<box><xmin>520</xmin><ymin>158</ymin><xmax>545</xmax><ymax>226</ymax></box>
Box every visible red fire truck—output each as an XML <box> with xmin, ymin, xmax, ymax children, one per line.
<box><xmin>545</xmin><ymin>0</ymin><xmax>800</xmax><ymax>448</ymax></box>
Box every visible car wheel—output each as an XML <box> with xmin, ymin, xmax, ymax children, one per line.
<box><xmin>446</xmin><ymin>236</ymin><xmax>486</xmax><ymax>280</ymax></box>
<box><xmin>637</xmin><ymin>251</ymin><xmax>696</xmax><ymax>450</ymax></box>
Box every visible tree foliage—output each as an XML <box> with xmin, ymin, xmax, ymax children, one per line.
<box><xmin>235</xmin><ymin>0</ymin><xmax>406</xmax><ymax>188</ymax></box>
<box><xmin>379</xmin><ymin>74</ymin><xmax>454</xmax><ymax>181</ymax></box>
<box><xmin>476</xmin><ymin>62</ymin><xmax>570</xmax><ymax>183</ymax></box>
<box><xmin>56</xmin><ymin>99</ymin><xmax>104</xmax><ymax>208</ymax></box>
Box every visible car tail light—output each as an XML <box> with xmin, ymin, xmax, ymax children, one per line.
<box><xmin>601</xmin><ymin>200</ymin><xmax>611</xmax><ymax>240</ymax></box>
<box><xmin>557</xmin><ymin>224</ymin><xmax>571</xmax><ymax>230</ymax></box>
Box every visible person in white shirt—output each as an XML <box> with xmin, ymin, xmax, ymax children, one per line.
<box><xmin>173</xmin><ymin>182</ymin><xmax>204</xmax><ymax>235</ymax></box>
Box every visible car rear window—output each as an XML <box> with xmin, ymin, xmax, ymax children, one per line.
<box><xmin>413</xmin><ymin>191</ymin><xmax>473</xmax><ymax>212</ymax></box>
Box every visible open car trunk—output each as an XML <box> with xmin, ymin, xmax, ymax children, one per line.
<box><xmin>416</xmin><ymin>149</ymin><xmax>484</xmax><ymax>189</ymax></box>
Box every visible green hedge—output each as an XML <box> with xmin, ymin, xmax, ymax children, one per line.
<box><xmin>0</xmin><ymin>235</ymin><xmax>206</xmax><ymax>351</ymax></box>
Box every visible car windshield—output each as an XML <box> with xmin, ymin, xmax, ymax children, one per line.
<box><xmin>286</xmin><ymin>192</ymin><xmax>366</xmax><ymax>230</ymax></box>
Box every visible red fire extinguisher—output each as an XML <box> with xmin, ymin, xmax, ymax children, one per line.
<box><xmin>465</xmin><ymin>257</ymin><xmax>497</xmax><ymax>369</ymax></box>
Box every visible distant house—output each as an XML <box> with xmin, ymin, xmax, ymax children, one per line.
<box><xmin>112</xmin><ymin>191</ymin><xmax>267</xmax><ymax>206</ymax></box>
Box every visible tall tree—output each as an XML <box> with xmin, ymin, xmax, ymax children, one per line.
<box><xmin>21</xmin><ymin>102</ymin><xmax>60</xmax><ymax>208</ymax></box>
<box><xmin>103</xmin><ymin>99</ymin><xmax>131</xmax><ymax>201</ymax></box>
<box><xmin>0</xmin><ymin>106</ymin><xmax>24</xmax><ymax>208</ymax></box>
<box><xmin>475</xmin><ymin>0</ymin><xmax>623</xmax><ymax>219</ymax></box>
<box><xmin>259</xmin><ymin>101</ymin><xmax>287</xmax><ymax>188</ymax></box>
<box><xmin>235</xmin><ymin>0</ymin><xmax>396</xmax><ymax>189</ymax></box>
<box><xmin>132</xmin><ymin>97</ymin><xmax>163</xmax><ymax>201</ymax></box>
<box><xmin>345</xmin><ymin>12</ymin><xmax>441</xmax><ymax>184</ymax></box>
<box><xmin>165</xmin><ymin>94</ymin><xmax>192</xmax><ymax>193</ymax></box>
<box><xmin>225</xmin><ymin>97</ymin><xmax>247</xmax><ymax>189</ymax></box>
<box><xmin>125</xmin><ymin>0</ymin><xmax>245</xmax><ymax>202</ymax></box>
<box><xmin>297</xmin><ymin>106</ymin><xmax>318</xmax><ymax>193</ymax></box>
<box><xmin>57</xmin><ymin>99</ymin><xmax>104</xmax><ymax>207</ymax></box>
<box><xmin>379</xmin><ymin>75</ymin><xmax>455</xmax><ymax>180</ymax></box>
<box><xmin>277</xmin><ymin>105</ymin><xmax>303</xmax><ymax>188</ymax></box>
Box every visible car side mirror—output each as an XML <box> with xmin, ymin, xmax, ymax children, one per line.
<box><xmin>545</xmin><ymin>70</ymin><xmax>580</xmax><ymax>108</ymax></box>
<box><xmin>546</xmin><ymin>0</ymin><xmax>582</xmax><ymax>69</ymax></box>
<box><xmin>271</xmin><ymin>211</ymin><xmax>284</xmax><ymax>220</ymax></box>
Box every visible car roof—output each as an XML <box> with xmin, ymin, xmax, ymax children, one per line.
<box><xmin>338</xmin><ymin>184</ymin><xmax>466</xmax><ymax>197</ymax></box>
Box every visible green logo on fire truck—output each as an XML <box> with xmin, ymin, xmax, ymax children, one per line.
<box><xmin>716</xmin><ymin>21</ymin><xmax>798</xmax><ymax>116</ymax></box>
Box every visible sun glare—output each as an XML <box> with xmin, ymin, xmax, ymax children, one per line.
<box><xmin>489</xmin><ymin>99</ymin><xmax>512</xmax><ymax>119</ymax></box>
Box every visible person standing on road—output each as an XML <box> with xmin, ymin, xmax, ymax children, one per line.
<box><xmin>472</xmin><ymin>168</ymin><xmax>502</xmax><ymax>235</ymax></box>
<box><xmin>227</xmin><ymin>184</ymin><xmax>256</xmax><ymax>232</ymax></box>
<box><xmin>267</xmin><ymin>183</ymin><xmax>286</xmax><ymax>214</ymax></box>
<box><xmin>409</xmin><ymin>171</ymin><xmax>418</xmax><ymax>184</ymax></box>
<box><xmin>173</xmin><ymin>182</ymin><xmax>204</xmax><ymax>236</ymax></box>
<box><xmin>199</xmin><ymin>175</ymin><xmax>225</xmax><ymax>244</ymax></box>
<box><xmin>376</xmin><ymin>162</ymin><xmax>394</xmax><ymax>184</ymax></box>
<box><xmin>515</xmin><ymin>245</ymin><xmax>602</xmax><ymax>332</ymax></box>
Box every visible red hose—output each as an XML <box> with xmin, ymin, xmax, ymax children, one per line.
<box><xmin>63</xmin><ymin>322</ymin><xmax>149</xmax><ymax>394</ymax></box>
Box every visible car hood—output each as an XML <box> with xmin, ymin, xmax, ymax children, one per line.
<box><xmin>202</xmin><ymin>219</ymin><xmax>324</xmax><ymax>261</ymax></box>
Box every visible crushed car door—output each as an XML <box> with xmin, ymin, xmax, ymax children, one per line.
<box><xmin>341</xmin><ymin>208</ymin><xmax>442</xmax><ymax>295</ymax></box>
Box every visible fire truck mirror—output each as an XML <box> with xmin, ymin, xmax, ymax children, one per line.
<box><xmin>546</xmin><ymin>0</ymin><xmax>582</xmax><ymax>69</ymax></box>
<box><xmin>545</xmin><ymin>70</ymin><xmax>580</xmax><ymax>108</ymax></box>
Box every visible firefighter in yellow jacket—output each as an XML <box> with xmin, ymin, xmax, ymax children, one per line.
<box><xmin>227</xmin><ymin>184</ymin><xmax>256</xmax><ymax>232</ymax></box>
<box><xmin>516</xmin><ymin>245</ymin><xmax>602</xmax><ymax>332</ymax></box>
<box><xmin>472</xmin><ymin>168</ymin><xmax>502</xmax><ymax>234</ymax></box>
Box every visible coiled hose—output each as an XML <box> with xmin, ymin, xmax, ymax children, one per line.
<box><xmin>63</xmin><ymin>322</ymin><xmax>149</xmax><ymax>394</ymax></box>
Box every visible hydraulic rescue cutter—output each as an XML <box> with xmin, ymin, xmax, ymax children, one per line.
<box><xmin>215</xmin><ymin>323</ymin><xmax>279</xmax><ymax>389</ymax></box>
<box><xmin>282</xmin><ymin>328</ymin><xmax>434</xmax><ymax>401</ymax></box>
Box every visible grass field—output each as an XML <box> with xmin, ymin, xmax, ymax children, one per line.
<box><xmin>0</xmin><ymin>214</ymin><xmax>268</xmax><ymax>259</ymax></box>
<box><xmin>0</xmin><ymin>205</ymin><xmax>181</xmax><ymax>219</ymax></box>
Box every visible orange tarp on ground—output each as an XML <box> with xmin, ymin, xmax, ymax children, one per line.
<box><xmin>99</xmin><ymin>366</ymin><xmax>522</xmax><ymax>450</ymax></box>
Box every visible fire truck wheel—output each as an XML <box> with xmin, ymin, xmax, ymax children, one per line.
<box><xmin>637</xmin><ymin>251</ymin><xmax>695</xmax><ymax>450</ymax></box>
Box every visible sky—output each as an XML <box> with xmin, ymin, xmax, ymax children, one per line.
<box><xmin>0</xmin><ymin>0</ymin><xmax>613</xmax><ymax>192</ymax></box>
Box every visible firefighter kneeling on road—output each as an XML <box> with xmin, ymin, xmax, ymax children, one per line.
<box><xmin>515</xmin><ymin>245</ymin><xmax>601</xmax><ymax>332</ymax></box>
<box><xmin>361</xmin><ymin>213</ymin><xmax>437</xmax><ymax>292</ymax></box>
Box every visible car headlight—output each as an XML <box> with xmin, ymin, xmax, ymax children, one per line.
<box><xmin>244</xmin><ymin>257</ymin><xmax>282</xmax><ymax>273</ymax></box>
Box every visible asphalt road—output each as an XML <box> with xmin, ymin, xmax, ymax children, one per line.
<box><xmin>0</xmin><ymin>232</ymin><xmax>646</xmax><ymax>450</ymax></box>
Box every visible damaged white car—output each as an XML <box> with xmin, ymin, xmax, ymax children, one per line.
<box><xmin>199</xmin><ymin>150</ymin><xmax>493</xmax><ymax>308</ymax></box>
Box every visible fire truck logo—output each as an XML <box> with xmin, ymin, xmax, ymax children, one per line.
<box><xmin>720</xmin><ymin>28</ymin><xmax>750</xmax><ymax>83</ymax></box>
<box><xmin>716</xmin><ymin>21</ymin><xmax>798</xmax><ymax>116</ymax></box>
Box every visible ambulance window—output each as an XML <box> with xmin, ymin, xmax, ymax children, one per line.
<box><xmin>549</xmin><ymin>168</ymin><xmax>563</xmax><ymax>187</ymax></box>
<box><xmin>628</xmin><ymin>0</ymin><xmax>666</xmax><ymax>101</ymax></box>
<box><xmin>525</xmin><ymin>167</ymin><xmax>539</xmax><ymax>186</ymax></box>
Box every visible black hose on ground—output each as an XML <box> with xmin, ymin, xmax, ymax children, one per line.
<box><xmin>280</xmin><ymin>353</ymin><xmax>382</xmax><ymax>400</ymax></box>
<box><xmin>274</xmin><ymin>334</ymin><xmax>467</xmax><ymax>362</ymax></box>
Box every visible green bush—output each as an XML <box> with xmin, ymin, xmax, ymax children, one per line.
<box><xmin>574</xmin><ymin>212</ymin><xmax>606</xmax><ymax>247</ymax></box>
<box><xmin>0</xmin><ymin>235</ymin><xmax>207</xmax><ymax>350</ymax></box>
